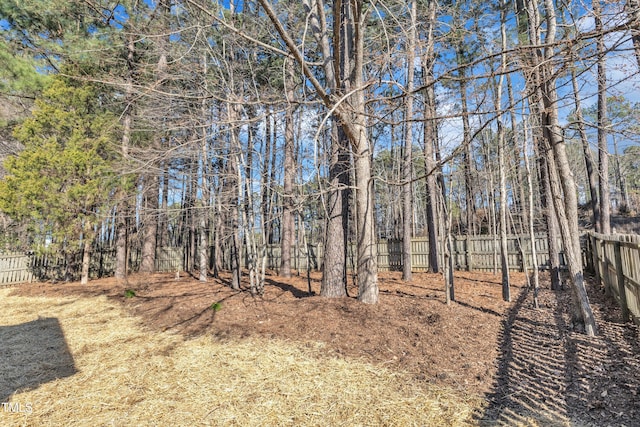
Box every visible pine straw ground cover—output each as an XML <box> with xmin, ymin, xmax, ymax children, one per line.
<box><xmin>0</xmin><ymin>286</ymin><xmax>481</xmax><ymax>427</ymax></box>
<box><xmin>6</xmin><ymin>270</ymin><xmax>638</xmax><ymax>426</ymax></box>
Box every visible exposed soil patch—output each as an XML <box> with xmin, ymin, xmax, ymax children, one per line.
<box><xmin>11</xmin><ymin>269</ymin><xmax>640</xmax><ymax>425</ymax></box>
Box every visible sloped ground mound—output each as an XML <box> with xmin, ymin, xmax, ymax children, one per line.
<box><xmin>4</xmin><ymin>270</ymin><xmax>639</xmax><ymax>425</ymax></box>
<box><xmin>12</xmin><ymin>271</ymin><xmax>524</xmax><ymax>397</ymax></box>
<box><xmin>1</xmin><ymin>273</ymin><xmax>493</xmax><ymax>427</ymax></box>
<box><xmin>0</xmin><ymin>289</ymin><xmax>478</xmax><ymax>426</ymax></box>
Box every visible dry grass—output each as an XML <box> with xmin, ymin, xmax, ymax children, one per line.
<box><xmin>0</xmin><ymin>288</ymin><xmax>482</xmax><ymax>426</ymax></box>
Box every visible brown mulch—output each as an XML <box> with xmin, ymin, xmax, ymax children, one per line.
<box><xmin>10</xmin><ymin>269</ymin><xmax>640</xmax><ymax>425</ymax></box>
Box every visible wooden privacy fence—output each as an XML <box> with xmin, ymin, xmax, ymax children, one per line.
<box><xmin>0</xmin><ymin>252</ymin><xmax>34</xmax><ymax>286</ymax></box>
<box><xmin>0</xmin><ymin>248</ymin><xmax>178</xmax><ymax>286</ymax></box>
<box><xmin>585</xmin><ymin>232</ymin><xmax>640</xmax><ymax>325</ymax></box>
<box><xmin>1</xmin><ymin>233</ymin><xmax>563</xmax><ymax>286</ymax></box>
<box><xmin>262</xmin><ymin>234</ymin><xmax>561</xmax><ymax>273</ymax></box>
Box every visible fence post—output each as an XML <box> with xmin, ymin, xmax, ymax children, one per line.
<box><xmin>603</xmin><ymin>238</ymin><xmax>613</xmax><ymax>297</ymax></box>
<box><xmin>614</xmin><ymin>241</ymin><xmax>630</xmax><ymax>322</ymax></box>
<box><xmin>519</xmin><ymin>237</ymin><xmax>526</xmax><ymax>273</ymax></box>
<box><xmin>601</xmin><ymin>237</ymin><xmax>611</xmax><ymax>297</ymax></box>
<box><xmin>583</xmin><ymin>234</ymin><xmax>590</xmax><ymax>272</ymax></box>
<box><xmin>591</xmin><ymin>234</ymin><xmax>601</xmax><ymax>290</ymax></box>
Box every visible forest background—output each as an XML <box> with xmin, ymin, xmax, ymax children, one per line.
<box><xmin>1</xmin><ymin>0</ymin><xmax>640</xmax><ymax>336</ymax></box>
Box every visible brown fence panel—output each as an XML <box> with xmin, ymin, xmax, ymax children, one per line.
<box><xmin>0</xmin><ymin>252</ymin><xmax>33</xmax><ymax>285</ymax></box>
<box><xmin>156</xmin><ymin>247</ymin><xmax>183</xmax><ymax>272</ymax></box>
<box><xmin>586</xmin><ymin>232</ymin><xmax>640</xmax><ymax>325</ymax></box>
<box><xmin>1</xmin><ymin>233</ymin><xmax>561</xmax><ymax>285</ymax></box>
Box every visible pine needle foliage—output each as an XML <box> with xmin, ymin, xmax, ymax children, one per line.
<box><xmin>0</xmin><ymin>76</ymin><xmax>120</xmax><ymax>253</ymax></box>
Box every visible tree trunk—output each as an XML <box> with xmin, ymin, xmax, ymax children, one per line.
<box><xmin>459</xmin><ymin>66</ymin><xmax>474</xmax><ymax>271</ymax></box>
<box><xmin>522</xmin><ymin>107</ymin><xmax>540</xmax><ymax>308</ymax></box>
<box><xmin>197</xmin><ymin>148</ymin><xmax>209</xmax><ymax>283</ymax></box>
<box><xmin>115</xmin><ymin>34</ymin><xmax>135</xmax><ymax>283</ymax></box>
<box><xmin>497</xmin><ymin>0</ymin><xmax>511</xmax><ymax>302</ymax></box>
<box><xmin>281</xmin><ymin>60</ymin><xmax>296</xmax><ymax>278</ymax></box>
<box><xmin>140</xmin><ymin>173</ymin><xmax>159</xmax><ymax>273</ymax></box>
<box><xmin>259</xmin><ymin>0</ymin><xmax>378</xmax><ymax>302</ymax></box>
<box><xmin>627</xmin><ymin>0</ymin><xmax>640</xmax><ymax>68</ymax></box>
<box><xmin>213</xmin><ymin>195</ymin><xmax>223</xmax><ymax>278</ymax></box>
<box><xmin>570</xmin><ymin>58</ymin><xmax>600</xmax><ymax>231</ymax></box>
<box><xmin>188</xmin><ymin>157</ymin><xmax>198</xmax><ymax>275</ymax></box>
<box><xmin>321</xmin><ymin>125</ymin><xmax>350</xmax><ymax>297</ymax></box>
<box><xmin>199</xmin><ymin>207</ymin><xmax>208</xmax><ymax>282</ymax></box>
<box><xmin>351</xmin><ymin>1</ymin><xmax>378</xmax><ymax>303</ymax></box>
<box><xmin>539</xmin><ymin>150</ymin><xmax>562</xmax><ymax>290</ymax></box>
<box><xmin>506</xmin><ymin>71</ymin><xmax>528</xmax><ymax>236</ymax></box>
<box><xmin>595</xmin><ymin>0</ymin><xmax>611</xmax><ymax>234</ymax></box>
<box><xmin>613</xmin><ymin>136</ymin><xmax>629</xmax><ymax>213</ymax></box>
<box><xmin>401</xmin><ymin>1</ymin><xmax>417</xmax><ymax>282</ymax></box>
<box><xmin>198</xmin><ymin>52</ymin><xmax>211</xmax><ymax>282</ymax></box>
<box><xmin>521</xmin><ymin>0</ymin><xmax>561</xmax><ymax>291</ymax></box>
<box><xmin>435</xmin><ymin>133</ymin><xmax>448</xmax><ymax>271</ymax></box>
<box><xmin>302</xmin><ymin>0</ymin><xmax>348</xmax><ymax>298</ymax></box>
<box><xmin>456</xmin><ymin>49</ymin><xmax>475</xmax><ymax>271</ymax></box>
<box><xmin>80</xmin><ymin>236</ymin><xmax>91</xmax><ymax>285</ymax></box>
<box><xmin>540</xmin><ymin>0</ymin><xmax>598</xmax><ymax>335</ymax></box>
<box><xmin>441</xmin><ymin>189</ymin><xmax>455</xmax><ymax>304</ymax></box>
<box><xmin>262</xmin><ymin>108</ymin><xmax>274</xmax><ymax>245</ymax></box>
<box><xmin>543</xmin><ymin>132</ymin><xmax>598</xmax><ymax>335</ymax></box>
<box><xmin>115</xmin><ymin>207</ymin><xmax>128</xmax><ymax>282</ymax></box>
<box><xmin>498</xmin><ymin>135</ymin><xmax>510</xmax><ymax>303</ymax></box>
<box><xmin>354</xmin><ymin>131</ymin><xmax>378</xmax><ymax>304</ymax></box>
<box><xmin>229</xmin><ymin>115</ymin><xmax>242</xmax><ymax>291</ymax></box>
<box><xmin>140</xmin><ymin>9</ymin><xmax>170</xmax><ymax>274</ymax></box>
<box><xmin>240</xmin><ymin>149</ymin><xmax>260</xmax><ymax>294</ymax></box>
<box><xmin>158</xmin><ymin>162</ymin><xmax>169</xmax><ymax>247</ymax></box>
<box><xmin>423</xmin><ymin>83</ymin><xmax>440</xmax><ymax>273</ymax></box>
<box><xmin>484</xmin><ymin>139</ymin><xmax>497</xmax><ymax>274</ymax></box>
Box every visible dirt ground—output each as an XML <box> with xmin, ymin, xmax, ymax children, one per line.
<box><xmin>10</xmin><ymin>269</ymin><xmax>640</xmax><ymax>426</ymax></box>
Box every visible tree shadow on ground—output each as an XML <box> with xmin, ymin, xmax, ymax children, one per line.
<box><xmin>477</xmin><ymin>286</ymin><xmax>576</xmax><ymax>425</ymax></box>
<box><xmin>477</xmin><ymin>280</ymin><xmax>640</xmax><ymax>426</ymax></box>
<box><xmin>454</xmin><ymin>299</ymin><xmax>503</xmax><ymax>317</ymax></box>
<box><xmin>264</xmin><ymin>277</ymin><xmax>317</xmax><ymax>298</ymax></box>
<box><xmin>0</xmin><ymin>317</ymin><xmax>76</xmax><ymax>402</ymax></box>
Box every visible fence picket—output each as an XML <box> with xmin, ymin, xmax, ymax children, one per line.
<box><xmin>1</xmin><ymin>233</ymin><xmax>562</xmax><ymax>285</ymax></box>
